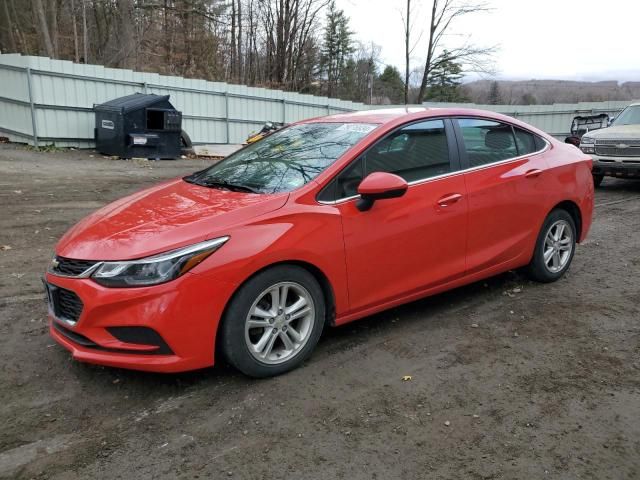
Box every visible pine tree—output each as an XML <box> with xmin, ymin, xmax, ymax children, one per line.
<box><xmin>321</xmin><ymin>1</ymin><xmax>354</xmax><ymax>98</ymax></box>
<box><xmin>425</xmin><ymin>52</ymin><xmax>466</xmax><ymax>102</ymax></box>
<box><xmin>488</xmin><ymin>81</ymin><xmax>502</xmax><ymax>105</ymax></box>
<box><xmin>378</xmin><ymin>66</ymin><xmax>405</xmax><ymax>104</ymax></box>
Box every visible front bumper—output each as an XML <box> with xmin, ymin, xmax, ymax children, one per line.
<box><xmin>45</xmin><ymin>271</ymin><xmax>237</xmax><ymax>373</ymax></box>
<box><xmin>591</xmin><ymin>155</ymin><xmax>640</xmax><ymax>178</ymax></box>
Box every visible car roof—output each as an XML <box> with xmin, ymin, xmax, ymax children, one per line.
<box><xmin>303</xmin><ymin>106</ymin><xmax>554</xmax><ymax>141</ymax></box>
<box><xmin>315</xmin><ymin>107</ymin><xmax>431</xmax><ymax>124</ymax></box>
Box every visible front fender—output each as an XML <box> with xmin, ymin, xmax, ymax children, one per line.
<box><xmin>189</xmin><ymin>206</ymin><xmax>349</xmax><ymax>316</ymax></box>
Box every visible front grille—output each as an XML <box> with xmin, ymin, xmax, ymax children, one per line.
<box><xmin>45</xmin><ymin>283</ymin><xmax>84</xmax><ymax>324</ymax></box>
<box><xmin>52</xmin><ymin>256</ymin><xmax>97</xmax><ymax>276</ymax></box>
<box><xmin>595</xmin><ymin>145</ymin><xmax>640</xmax><ymax>157</ymax></box>
<box><xmin>595</xmin><ymin>139</ymin><xmax>640</xmax><ymax>146</ymax></box>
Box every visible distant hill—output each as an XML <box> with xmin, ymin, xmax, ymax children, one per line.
<box><xmin>462</xmin><ymin>79</ymin><xmax>640</xmax><ymax>105</ymax></box>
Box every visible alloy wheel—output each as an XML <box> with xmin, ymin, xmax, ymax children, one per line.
<box><xmin>244</xmin><ymin>282</ymin><xmax>315</xmax><ymax>365</ymax></box>
<box><xmin>543</xmin><ymin>219</ymin><xmax>574</xmax><ymax>273</ymax></box>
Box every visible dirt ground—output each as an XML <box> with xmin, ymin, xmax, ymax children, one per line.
<box><xmin>0</xmin><ymin>144</ymin><xmax>638</xmax><ymax>480</ymax></box>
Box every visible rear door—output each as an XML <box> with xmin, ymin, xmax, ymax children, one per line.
<box><xmin>454</xmin><ymin>118</ymin><xmax>550</xmax><ymax>275</ymax></box>
<box><xmin>322</xmin><ymin>118</ymin><xmax>468</xmax><ymax>314</ymax></box>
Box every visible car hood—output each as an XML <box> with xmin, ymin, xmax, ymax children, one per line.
<box><xmin>585</xmin><ymin>124</ymin><xmax>640</xmax><ymax>140</ymax></box>
<box><xmin>56</xmin><ymin>178</ymin><xmax>289</xmax><ymax>261</ymax></box>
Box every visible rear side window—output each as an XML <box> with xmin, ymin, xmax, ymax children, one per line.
<box><xmin>363</xmin><ymin>119</ymin><xmax>451</xmax><ymax>182</ymax></box>
<box><xmin>456</xmin><ymin>119</ymin><xmax>518</xmax><ymax>167</ymax></box>
<box><xmin>513</xmin><ymin>126</ymin><xmax>546</xmax><ymax>155</ymax></box>
<box><xmin>534</xmin><ymin>135</ymin><xmax>547</xmax><ymax>151</ymax></box>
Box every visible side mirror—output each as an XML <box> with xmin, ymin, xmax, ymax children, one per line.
<box><xmin>356</xmin><ymin>172</ymin><xmax>408</xmax><ymax>211</ymax></box>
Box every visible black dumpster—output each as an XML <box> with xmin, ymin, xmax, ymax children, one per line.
<box><xmin>94</xmin><ymin>93</ymin><xmax>182</xmax><ymax>159</ymax></box>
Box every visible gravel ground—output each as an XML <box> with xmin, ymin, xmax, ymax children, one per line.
<box><xmin>0</xmin><ymin>144</ymin><xmax>638</xmax><ymax>480</ymax></box>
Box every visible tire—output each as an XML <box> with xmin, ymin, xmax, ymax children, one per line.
<box><xmin>219</xmin><ymin>265</ymin><xmax>325</xmax><ymax>378</ymax></box>
<box><xmin>180</xmin><ymin>129</ymin><xmax>195</xmax><ymax>156</ymax></box>
<box><xmin>526</xmin><ymin>209</ymin><xmax>577</xmax><ymax>283</ymax></box>
<box><xmin>593</xmin><ymin>174</ymin><xmax>604</xmax><ymax>188</ymax></box>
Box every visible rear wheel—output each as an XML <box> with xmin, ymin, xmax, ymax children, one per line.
<box><xmin>526</xmin><ymin>209</ymin><xmax>576</xmax><ymax>283</ymax></box>
<box><xmin>219</xmin><ymin>265</ymin><xmax>325</xmax><ymax>377</ymax></box>
<box><xmin>593</xmin><ymin>174</ymin><xmax>604</xmax><ymax>188</ymax></box>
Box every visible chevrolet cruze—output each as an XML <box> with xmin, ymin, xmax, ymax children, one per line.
<box><xmin>45</xmin><ymin>108</ymin><xmax>594</xmax><ymax>377</ymax></box>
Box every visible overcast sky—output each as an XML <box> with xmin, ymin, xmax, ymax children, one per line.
<box><xmin>340</xmin><ymin>0</ymin><xmax>640</xmax><ymax>83</ymax></box>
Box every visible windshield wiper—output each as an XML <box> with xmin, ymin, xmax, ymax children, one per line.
<box><xmin>191</xmin><ymin>177</ymin><xmax>260</xmax><ymax>194</ymax></box>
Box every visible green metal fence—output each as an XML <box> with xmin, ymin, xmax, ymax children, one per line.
<box><xmin>0</xmin><ymin>53</ymin><xmax>635</xmax><ymax>148</ymax></box>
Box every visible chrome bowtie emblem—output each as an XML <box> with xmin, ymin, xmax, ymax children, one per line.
<box><xmin>617</xmin><ymin>144</ymin><xmax>629</xmax><ymax>149</ymax></box>
<box><xmin>50</xmin><ymin>258</ymin><xmax>59</xmax><ymax>269</ymax></box>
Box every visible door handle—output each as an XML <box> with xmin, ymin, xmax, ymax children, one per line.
<box><xmin>437</xmin><ymin>193</ymin><xmax>463</xmax><ymax>207</ymax></box>
<box><xmin>525</xmin><ymin>169</ymin><xmax>543</xmax><ymax>178</ymax></box>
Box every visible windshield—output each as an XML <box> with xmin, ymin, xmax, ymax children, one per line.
<box><xmin>612</xmin><ymin>105</ymin><xmax>640</xmax><ymax>126</ymax></box>
<box><xmin>186</xmin><ymin>122</ymin><xmax>377</xmax><ymax>194</ymax></box>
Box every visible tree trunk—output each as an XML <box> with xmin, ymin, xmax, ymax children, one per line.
<box><xmin>81</xmin><ymin>0</ymin><xmax>88</xmax><ymax>62</ymax></box>
<box><xmin>49</xmin><ymin>0</ymin><xmax>58</xmax><ymax>57</ymax></box>
<box><xmin>417</xmin><ymin>0</ymin><xmax>437</xmax><ymax>103</ymax></box>
<box><xmin>404</xmin><ymin>0</ymin><xmax>410</xmax><ymax>104</ymax></box>
<box><xmin>237</xmin><ymin>0</ymin><xmax>243</xmax><ymax>82</ymax></box>
<box><xmin>230</xmin><ymin>0</ymin><xmax>237</xmax><ymax>80</ymax></box>
<box><xmin>70</xmin><ymin>0</ymin><xmax>79</xmax><ymax>62</ymax></box>
<box><xmin>118</xmin><ymin>0</ymin><xmax>136</xmax><ymax>68</ymax></box>
<box><xmin>1</xmin><ymin>0</ymin><xmax>17</xmax><ymax>52</ymax></box>
<box><xmin>33</xmin><ymin>0</ymin><xmax>55</xmax><ymax>57</ymax></box>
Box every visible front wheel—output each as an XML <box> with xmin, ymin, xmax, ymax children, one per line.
<box><xmin>593</xmin><ymin>174</ymin><xmax>604</xmax><ymax>188</ymax></box>
<box><xmin>526</xmin><ymin>209</ymin><xmax>577</xmax><ymax>283</ymax></box>
<box><xmin>219</xmin><ymin>265</ymin><xmax>325</xmax><ymax>377</ymax></box>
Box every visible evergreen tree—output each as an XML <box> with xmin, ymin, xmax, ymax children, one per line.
<box><xmin>377</xmin><ymin>65</ymin><xmax>405</xmax><ymax>104</ymax></box>
<box><xmin>321</xmin><ymin>1</ymin><xmax>354</xmax><ymax>97</ymax></box>
<box><xmin>425</xmin><ymin>52</ymin><xmax>466</xmax><ymax>102</ymax></box>
<box><xmin>488</xmin><ymin>80</ymin><xmax>502</xmax><ymax>105</ymax></box>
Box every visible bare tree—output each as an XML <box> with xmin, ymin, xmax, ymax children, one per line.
<box><xmin>1</xmin><ymin>0</ymin><xmax>18</xmax><ymax>52</ymax></box>
<box><xmin>33</xmin><ymin>0</ymin><xmax>55</xmax><ymax>57</ymax></box>
<box><xmin>117</xmin><ymin>0</ymin><xmax>136</xmax><ymax>68</ymax></box>
<box><xmin>82</xmin><ymin>0</ymin><xmax>88</xmax><ymax>62</ymax></box>
<box><xmin>404</xmin><ymin>0</ymin><xmax>410</xmax><ymax>104</ymax></box>
<box><xmin>70</xmin><ymin>0</ymin><xmax>79</xmax><ymax>62</ymax></box>
<box><xmin>416</xmin><ymin>0</ymin><xmax>495</xmax><ymax>103</ymax></box>
<box><xmin>260</xmin><ymin>0</ymin><xmax>328</xmax><ymax>89</ymax></box>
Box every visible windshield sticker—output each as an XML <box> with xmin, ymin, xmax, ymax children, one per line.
<box><xmin>335</xmin><ymin>123</ymin><xmax>377</xmax><ymax>134</ymax></box>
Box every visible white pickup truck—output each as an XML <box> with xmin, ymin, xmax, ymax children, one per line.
<box><xmin>580</xmin><ymin>102</ymin><xmax>640</xmax><ymax>187</ymax></box>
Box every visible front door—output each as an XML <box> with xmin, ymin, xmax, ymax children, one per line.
<box><xmin>333</xmin><ymin>118</ymin><xmax>468</xmax><ymax>314</ymax></box>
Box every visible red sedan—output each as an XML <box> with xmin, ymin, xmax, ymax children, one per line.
<box><xmin>45</xmin><ymin>108</ymin><xmax>594</xmax><ymax>377</ymax></box>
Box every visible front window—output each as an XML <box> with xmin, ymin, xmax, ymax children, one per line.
<box><xmin>612</xmin><ymin>105</ymin><xmax>640</xmax><ymax>126</ymax></box>
<box><xmin>186</xmin><ymin>122</ymin><xmax>377</xmax><ymax>194</ymax></box>
<box><xmin>319</xmin><ymin>119</ymin><xmax>453</xmax><ymax>201</ymax></box>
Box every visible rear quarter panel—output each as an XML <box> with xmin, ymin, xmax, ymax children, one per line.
<box><xmin>540</xmin><ymin>141</ymin><xmax>594</xmax><ymax>242</ymax></box>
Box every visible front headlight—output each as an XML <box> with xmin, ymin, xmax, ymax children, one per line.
<box><xmin>581</xmin><ymin>136</ymin><xmax>595</xmax><ymax>144</ymax></box>
<box><xmin>91</xmin><ymin>237</ymin><xmax>229</xmax><ymax>287</ymax></box>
